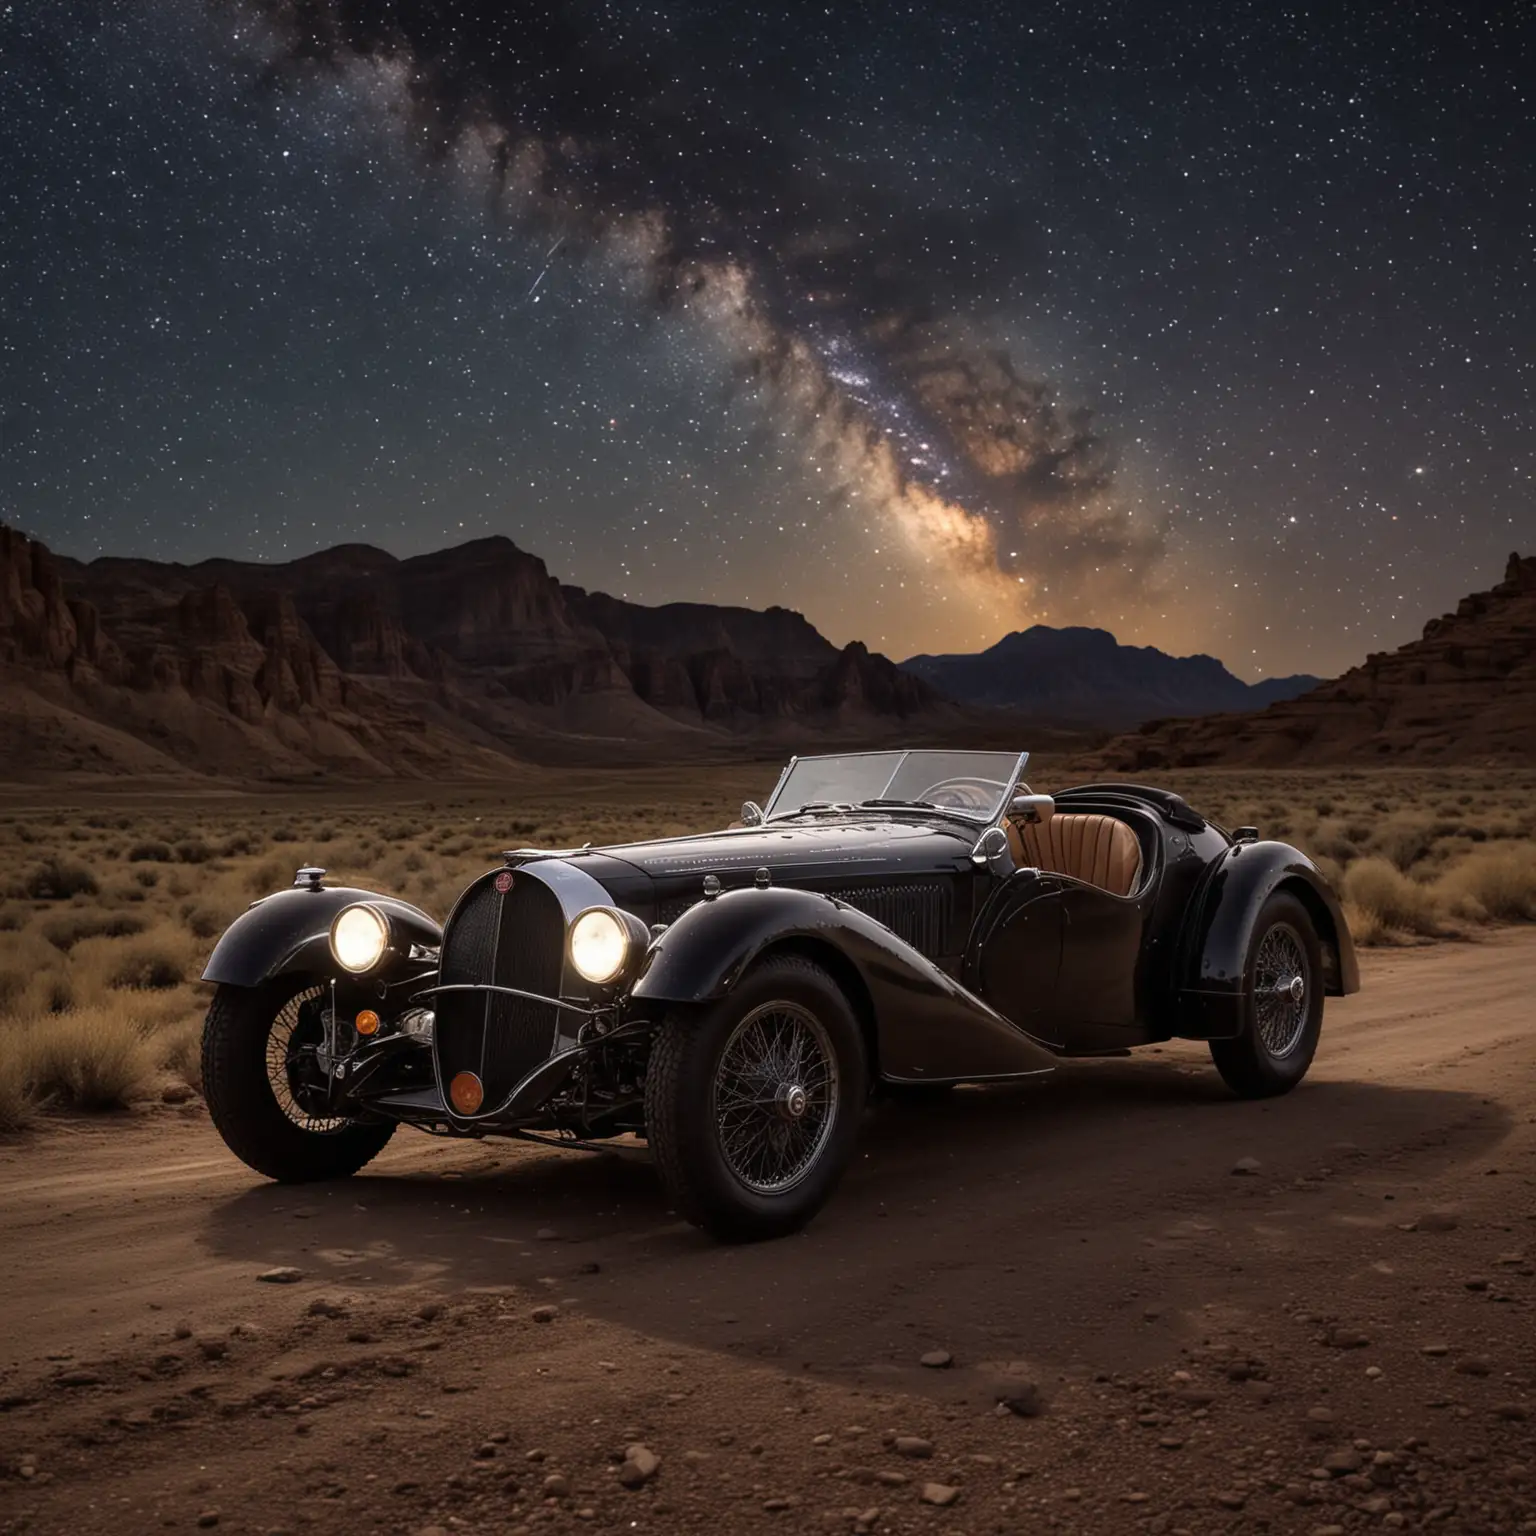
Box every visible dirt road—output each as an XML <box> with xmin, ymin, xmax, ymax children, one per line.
<box><xmin>3</xmin><ymin>933</ymin><xmax>1535</xmax><ymax>1536</ymax></box>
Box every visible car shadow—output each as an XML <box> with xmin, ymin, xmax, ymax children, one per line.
<box><xmin>200</xmin><ymin>1055</ymin><xmax>1513</xmax><ymax>1395</ymax></box>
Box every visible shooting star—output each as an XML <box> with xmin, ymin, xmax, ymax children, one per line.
<box><xmin>524</xmin><ymin>236</ymin><xmax>566</xmax><ymax>303</ymax></box>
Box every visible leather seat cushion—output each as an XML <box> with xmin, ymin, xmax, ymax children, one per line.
<box><xmin>1017</xmin><ymin>813</ymin><xmax>1142</xmax><ymax>897</ymax></box>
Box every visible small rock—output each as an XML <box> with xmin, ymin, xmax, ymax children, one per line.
<box><xmin>1416</xmin><ymin>1211</ymin><xmax>1459</xmax><ymax>1233</ymax></box>
<box><xmin>998</xmin><ymin>1383</ymin><xmax>1045</xmax><ymax>1418</ymax></box>
<box><xmin>414</xmin><ymin>1301</ymin><xmax>444</xmax><ymax>1321</ymax></box>
<box><xmin>1327</xmin><ymin>1327</ymin><xmax>1371</xmax><ymax>1349</ymax></box>
<box><xmin>196</xmin><ymin>1513</ymin><xmax>220</xmax><ymax>1530</ymax></box>
<box><xmin>257</xmin><ymin>1267</ymin><xmax>304</xmax><ymax>1285</ymax></box>
<box><xmin>542</xmin><ymin>1473</ymin><xmax>570</xmax><ymax>1498</ymax></box>
<box><xmin>307</xmin><ymin>1297</ymin><xmax>348</xmax><ymax>1319</ymax></box>
<box><xmin>1465</xmin><ymin>1276</ymin><xmax>1491</xmax><ymax>1292</ymax></box>
<box><xmin>893</xmin><ymin>1436</ymin><xmax>933</xmax><ymax>1459</ymax></box>
<box><xmin>1213</xmin><ymin>1490</ymin><xmax>1248</xmax><ymax>1510</ymax></box>
<box><xmin>173</xmin><ymin>1323</ymin><xmax>193</xmax><ymax>1340</ymax></box>
<box><xmin>813</xmin><ymin>1433</ymin><xmax>833</xmax><ymax>1446</ymax></box>
<box><xmin>875</xmin><ymin>1471</ymin><xmax>909</xmax><ymax>1487</ymax></box>
<box><xmin>618</xmin><ymin>1444</ymin><xmax>660</xmax><ymax>1487</ymax></box>
<box><xmin>919</xmin><ymin>1483</ymin><xmax>960</xmax><ymax>1508</ymax></box>
<box><xmin>919</xmin><ymin>1350</ymin><xmax>952</xmax><ymax>1369</ymax></box>
<box><xmin>197</xmin><ymin>1337</ymin><xmax>228</xmax><ymax>1361</ymax></box>
<box><xmin>1323</xmin><ymin>1450</ymin><xmax>1363</xmax><ymax>1475</ymax></box>
<box><xmin>55</xmin><ymin>1369</ymin><xmax>102</xmax><ymax>1387</ymax></box>
<box><xmin>535</xmin><ymin>1227</ymin><xmax>558</xmax><ymax>1241</ymax></box>
<box><xmin>1455</xmin><ymin>1356</ymin><xmax>1493</xmax><ymax>1377</ymax></box>
<box><xmin>1494</xmin><ymin>1403</ymin><xmax>1530</xmax><ymax>1422</ymax></box>
<box><xmin>162</xmin><ymin>1083</ymin><xmax>196</xmax><ymax>1105</ymax></box>
<box><xmin>1231</xmin><ymin>1157</ymin><xmax>1263</xmax><ymax>1176</ymax></box>
<box><xmin>531</xmin><ymin>1305</ymin><xmax>559</xmax><ymax>1324</ymax></box>
<box><xmin>762</xmin><ymin>1497</ymin><xmax>793</xmax><ymax>1512</ymax></box>
<box><xmin>1420</xmin><ymin>1343</ymin><xmax>1451</xmax><ymax>1356</ymax></box>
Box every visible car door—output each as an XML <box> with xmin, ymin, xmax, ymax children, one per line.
<box><xmin>1051</xmin><ymin>883</ymin><xmax>1147</xmax><ymax>1044</ymax></box>
<box><xmin>968</xmin><ymin>869</ymin><xmax>1067</xmax><ymax>1043</ymax></box>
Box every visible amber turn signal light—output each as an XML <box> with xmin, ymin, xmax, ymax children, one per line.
<box><xmin>354</xmin><ymin>1009</ymin><xmax>381</xmax><ymax>1036</ymax></box>
<box><xmin>449</xmin><ymin>1071</ymin><xmax>484</xmax><ymax>1115</ymax></box>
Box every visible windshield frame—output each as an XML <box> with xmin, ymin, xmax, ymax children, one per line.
<box><xmin>762</xmin><ymin>748</ymin><xmax>1030</xmax><ymax>827</ymax></box>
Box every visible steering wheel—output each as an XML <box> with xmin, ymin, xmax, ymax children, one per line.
<box><xmin>917</xmin><ymin>776</ymin><xmax>1005</xmax><ymax>814</ymax></box>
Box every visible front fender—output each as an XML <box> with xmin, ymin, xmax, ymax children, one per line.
<box><xmin>202</xmin><ymin>886</ymin><xmax>442</xmax><ymax>989</ymax></box>
<box><xmin>632</xmin><ymin>886</ymin><xmax>1057</xmax><ymax>1084</ymax></box>
<box><xmin>1175</xmin><ymin>841</ymin><xmax>1358</xmax><ymax>1039</ymax></box>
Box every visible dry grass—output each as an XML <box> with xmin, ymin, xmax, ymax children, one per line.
<box><xmin>0</xmin><ymin>759</ymin><xmax>1533</xmax><ymax>1129</ymax></box>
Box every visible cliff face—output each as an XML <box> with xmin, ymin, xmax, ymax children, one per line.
<box><xmin>0</xmin><ymin>528</ymin><xmax>953</xmax><ymax>780</ymax></box>
<box><xmin>1101</xmin><ymin>553</ymin><xmax>1536</xmax><ymax>768</ymax></box>
<box><xmin>902</xmin><ymin>623</ymin><xmax>1319</xmax><ymax>730</ymax></box>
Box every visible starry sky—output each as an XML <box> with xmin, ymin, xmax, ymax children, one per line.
<box><xmin>2</xmin><ymin>1</ymin><xmax>1532</xmax><ymax>679</ymax></box>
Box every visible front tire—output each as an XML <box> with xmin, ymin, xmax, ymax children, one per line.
<box><xmin>202</xmin><ymin>979</ymin><xmax>394</xmax><ymax>1183</ymax></box>
<box><xmin>1209</xmin><ymin>892</ymin><xmax>1323</xmax><ymax>1098</ymax></box>
<box><xmin>645</xmin><ymin>955</ymin><xmax>867</xmax><ymax>1242</ymax></box>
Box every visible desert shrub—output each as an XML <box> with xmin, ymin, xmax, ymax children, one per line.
<box><xmin>1436</xmin><ymin>845</ymin><xmax>1536</xmax><ymax>922</ymax></box>
<box><xmin>133</xmin><ymin>867</ymin><xmax>160</xmax><ymax>888</ymax></box>
<box><xmin>108</xmin><ymin>941</ymin><xmax>185</xmax><ymax>991</ymax></box>
<box><xmin>174</xmin><ymin>839</ymin><xmax>214</xmax><ymax>865</ymax></box>
<box><xmin>246</xmin><ymin>858</ymin><xmax>288</xmax><ymax>895</ymax></box>
<box><xmin>128</xmin><ymin>840</ymin><xmax>174</xmax><ymax>863</ymax></box>
<box><xmin>1343</xmin><ymin>857</ymin><xmax>1445</xmax><ymax>937</ymax></box>
<box><xmin>1342</xmin><ymin>899</ymin><xmax>1387</xmax><ymax>947</ymax></box>
<box><xmin>20</xmin><ymin>1009</ymin><xmax>152</xmax><ymax>1110</ymax></box>
<box><xmin>219</xmin><ymin>831</ymin><xmax>263</xmax><ymax>857</ymax></box>
<box><xmin>158</xmin><ymin>1017</ymin><xmax>203</xmax><ymax>1093</ymax></box>
<box><xmin>1371</xmin><ymin>815</ymin><xmax>1435</xmax><ymax>872</ymax></box>
<box><xmin>0</xmin><ymin>1033</ymin><xmax>33</xmax><ymax>1132</ymax></box>
<box><xmin>183</xmin><ymin>905</ymin><xmax>231</xmax><ymax>941</ymax></box>
<box><xmin>22</xmin><ymin>858</ymin><xmax>99</xmax><ymax>900</ymax></box>
<box><xmin>0</xmin><ymin>906</ymin><xmax>22</xmax><ymax>932</ymax></box>
<box><xmin>41</xmin><ymin>911</ymin><xmax>145</xmax><ymax>951</ymax></box>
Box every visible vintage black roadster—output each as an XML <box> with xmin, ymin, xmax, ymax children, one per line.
<box><xmin>201</xmin><ymin>750</ymin><xmax>1359</xmax><ymax>1241</ymax></box>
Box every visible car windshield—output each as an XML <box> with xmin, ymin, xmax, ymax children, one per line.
<box><xmin>764</xmin><ymin>749</ymin><xmax>1027</xmax><ymax>824</ymax></box>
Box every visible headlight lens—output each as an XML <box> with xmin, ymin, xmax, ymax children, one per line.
<box><xmin>568</xmin><ymin>907</ymin><xmax>632</xmax><ymax>985</ymax></box>
<box><xmin>331</xmin><ymin>904</ymin><xmax>389</xmax><ymax>973</ymax></box>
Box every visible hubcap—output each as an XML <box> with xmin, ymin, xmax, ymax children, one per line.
<box><xmin>713</xmin><ymin>1001</ymin><xmax>839</xmax><ymax>1195</ymax></box>
<box><xmin>1254</xmin><ymin>923</ymin><xmax>1311</xmax><ymax>1058</ymax></box>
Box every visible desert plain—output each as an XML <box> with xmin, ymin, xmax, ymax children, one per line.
<box><xmin>1</xmin><ymin>761</ymin><xmax>1535</xmax><ymax>1536</ymax></box>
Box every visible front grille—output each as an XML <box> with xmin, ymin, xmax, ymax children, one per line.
<box><xmin>434</xmin><ymin>871</ymin><xmax>565</xmax><ymax>1113</ymax></box>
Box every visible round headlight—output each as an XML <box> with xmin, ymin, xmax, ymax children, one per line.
<box><xmin>331</xmin><ymin>904</ymin><xmax>389</xmax><ymax>973</ymax></box>
<box><xmin>568</xmin><ymin>907</ymin><xmax>632</xmax><ymax>985</ymax></box>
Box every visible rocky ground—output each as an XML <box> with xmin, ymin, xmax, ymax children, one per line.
<box><xmin>1</xmin><ymin>931</ymin><xmax>1534</xmax><ymax>1536</ymax></box>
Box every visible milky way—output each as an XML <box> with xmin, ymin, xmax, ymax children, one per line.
<box><xmin>3</xmin><ymin>0</ymin><xmax>1532</xmax><ymax>674</ymax></box>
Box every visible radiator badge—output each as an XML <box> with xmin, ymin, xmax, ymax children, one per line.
<box><xmin>494</xmin><ymin>871</ymin><xmax>515</xmax><ymax>894</ymax></box>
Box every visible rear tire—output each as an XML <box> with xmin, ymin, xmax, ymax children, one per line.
<box><xmin>1209</xmin><ymin>892</ymin><xmax>1323</xmax><ymax>1098</ymax></box>
<box><xmin>202</xmin><ymin>979</ymin><xmax>394</xmax><ymax>1183</ymax></box>
<box><xmin>645</xmin><ymin>955</ymin><xmax>867</xmax><ymax>1242</ymax></box>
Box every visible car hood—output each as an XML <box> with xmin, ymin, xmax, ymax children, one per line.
<box><xmin>598</xmin><ymin>817</ymin><xmax>974</xmax><ymax>886</ymax></box>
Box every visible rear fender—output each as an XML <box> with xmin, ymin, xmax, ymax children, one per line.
<box><xmin>632</xmin><ymin>886</ymin><xmax>1057</xmax><ymax>1083</ymax></box>
<box><xmin>1174</xmin><ymin>841</ymin><xmax>1358</xmax><ymax>1040</ymax></box>
<box><xmin>202</xmin><ymin>886</ymin><xmax>442</xmax><ymax>990</ymax></box>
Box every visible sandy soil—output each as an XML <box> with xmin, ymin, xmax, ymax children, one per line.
<box><xmin>2</xmin><ymin>933</ymin><xmax>1534</xmax><ymax>1536</ymax></box>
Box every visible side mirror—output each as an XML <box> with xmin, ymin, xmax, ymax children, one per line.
<box><xmin>1010</xmin><ymin>793</ymin><xmax>1055</xmax><ymax>824</ymax></box>
<box><xmin>971</xmin><ymin>824</ymin><xmax>1016</xmax><ymax>878</ymax></box>
<box><xmin>739</xmin><ymin>801</ymin><xmax>764</xmax><ymax>827</ymax></box>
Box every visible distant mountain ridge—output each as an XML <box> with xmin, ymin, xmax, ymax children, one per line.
<box><xmin>901</xmin><ymin>625</ymin><xmax>1319</xmax><ymax>730</ymax></box>
<box><xmin>1099</xmin><ymin>551</ymin><xmax>1536</xmax><ymax>766</ymax></box>
<box><xmin>0</xmin><ymin>527</ymin><xmax>952</xmax><ymax>781</ymax></box>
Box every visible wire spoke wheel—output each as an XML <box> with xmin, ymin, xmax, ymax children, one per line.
<box><xmin>264</xmin><ymin>984</ymin><xmax>348</xmax><ymax>1133</ymax></box>
<box><xmin>1253</xmin><ymin>922</ymin><xmax>1309</xmax><ymax>1057</ymax></box>
<box><xmin>712</xmin><ymin>1001</ymin><xmax>839</xmax><ymax>1195</ymax></box>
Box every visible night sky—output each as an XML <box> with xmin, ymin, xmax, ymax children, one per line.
<box><xmin>3</xmin><ymin>2</ymin><xmax>1531</xmax><ymax>679</ymax></box>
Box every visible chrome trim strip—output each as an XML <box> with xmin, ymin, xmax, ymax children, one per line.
<box><xmin>412</xmin><ymin>982</ymin><xmax>602</xmax><ymax>1019</ymax></box>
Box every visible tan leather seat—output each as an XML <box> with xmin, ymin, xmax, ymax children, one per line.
<box><xmin>1014</xmin><ymin>813</ymin><xmax>1142</xmax><ymax>897</ymax></box>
